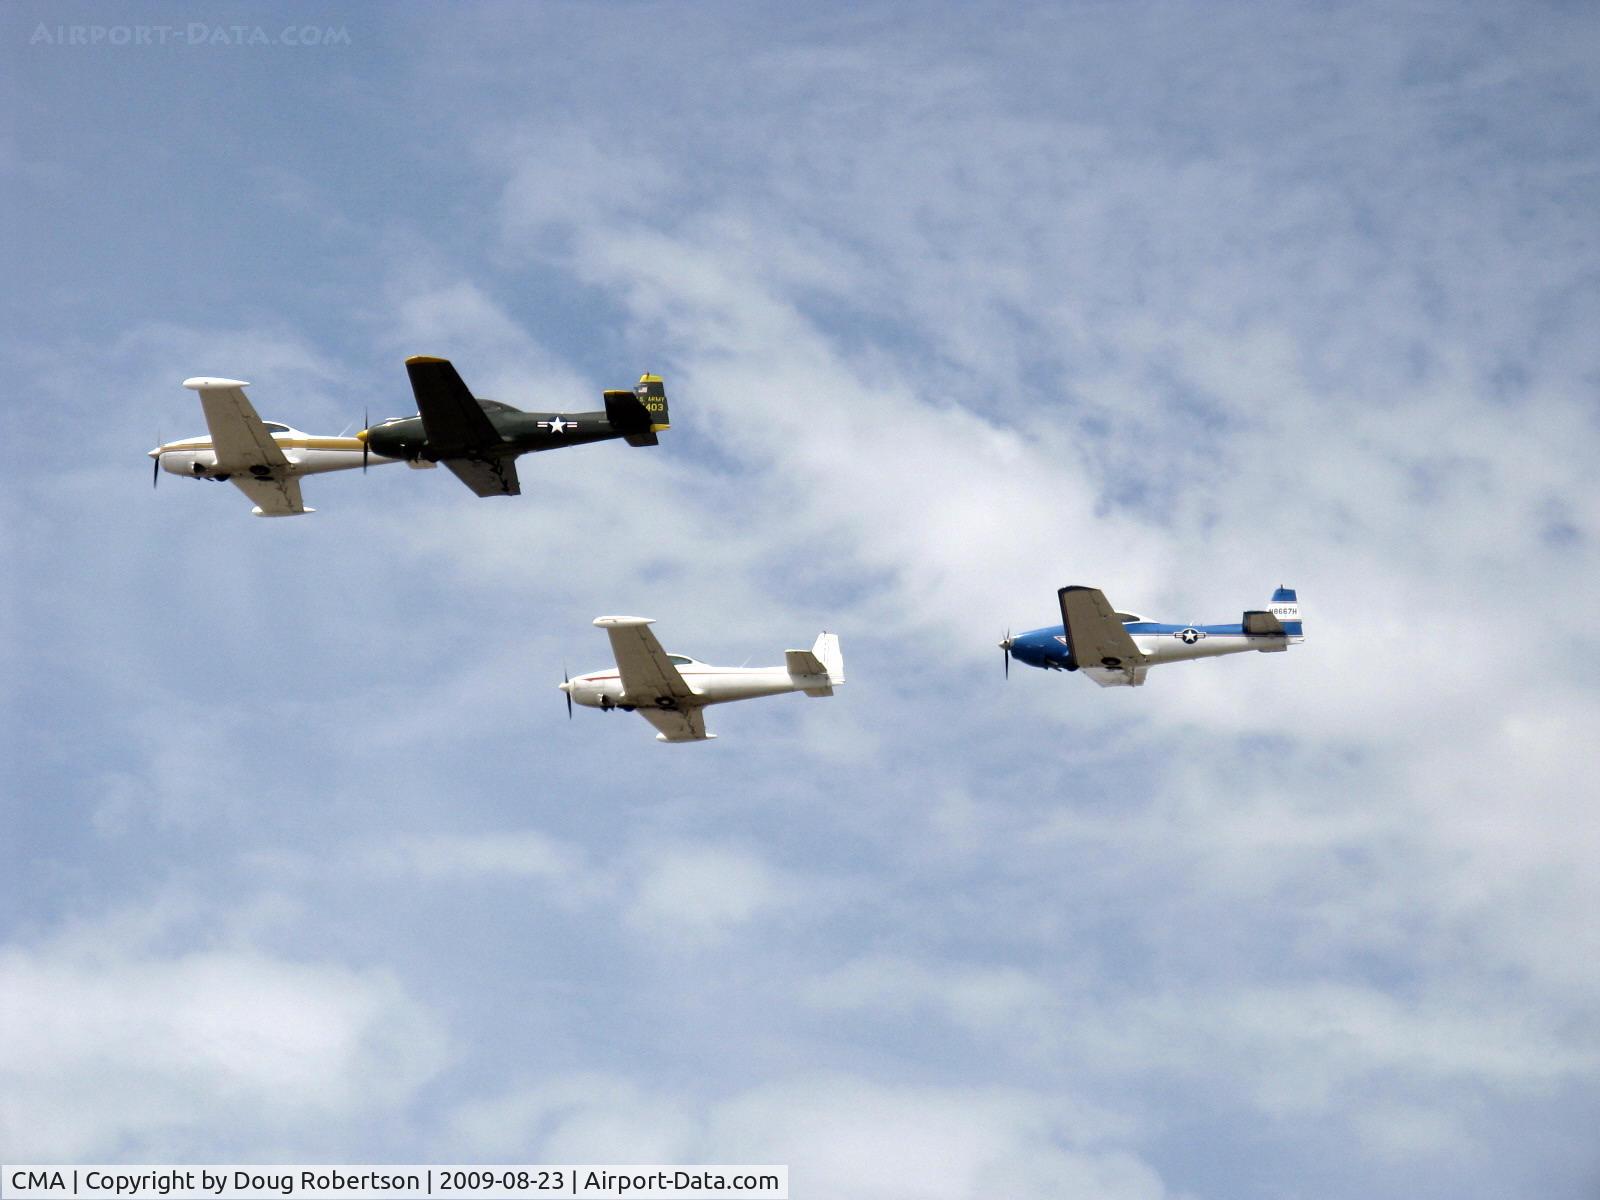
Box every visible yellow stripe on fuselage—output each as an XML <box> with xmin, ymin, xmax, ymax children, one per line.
<box><xmin>157</xmin><ymin>437</ymin><xmax>366</xmax><ymax>453</ymax></box>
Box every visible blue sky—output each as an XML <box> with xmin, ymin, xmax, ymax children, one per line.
<box><xmin>3</xmin><ymin>3</ymin><xmax>1599</xmax><ymax>1197</ymax></box>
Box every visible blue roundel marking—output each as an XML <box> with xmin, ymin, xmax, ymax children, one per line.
<box><xmin>1178</xmin><ymin>627</ymin><xmax>1202</xmax><ymax>644</ymax></box>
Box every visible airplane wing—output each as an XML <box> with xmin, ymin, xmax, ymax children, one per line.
<box><xmin>639</xmin><ymin>706</ymin><xmax>713</xmax><ymax>743</ymax></box>
<box><xmin>187</xmin><ymin>378</ymin><xmax>290</xmax><ymax>473</ymax></box>
<box><xmin>596</xmin><ymin>617</ymin><xmax>697</xmax><ymax>704</ymax></box>
<box><xmin>405</xmin><ymin>356</ymin><xmax>502</xmax><ymax>456</ymax></box>
<box><xmin>229</xmin><ymin>473</ymin><xmax>309</xmax><ymax>517</ymax></box>
<box><xmin>1058</xmin><ymin>586</ymin><xmax>1148</xmax><ymax>672</ymax></box>
<box><xmin>441</xmin><ymin>455</ymin><xmax>521</xmax><ymax>497</ymax></box>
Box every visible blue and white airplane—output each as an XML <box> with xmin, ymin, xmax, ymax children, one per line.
<box><xmin>1001</xmin><ymin>586</ymin><xmax>1304</xmax><ymax>687</ymax></box>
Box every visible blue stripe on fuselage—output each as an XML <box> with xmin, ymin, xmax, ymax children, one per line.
<box><xmin>1007</xmin><ymin>618</ymin><xmax>1293</xmax><ymax>672</ymax></box>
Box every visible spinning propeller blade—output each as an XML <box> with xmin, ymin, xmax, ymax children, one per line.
<box><xmin>1000</xmin><ymin>630</ymin><xmax>1012</xmax><ymax>679</ymax></box>
<box><xmin>361</xmin><ymin>408</ymin><xmax>370</xmax><ymax>473</ymax></box>
<box><xmin>563</xmin><ymin>664</ymin><xmax>572</xmax><ymax>719</ymax></box>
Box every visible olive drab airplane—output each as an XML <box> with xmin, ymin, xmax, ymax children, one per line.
<box><xmin>148</xmin><ymin>377</ymin><xmax>399</xmax><ymax>516</ymax></box>
<box><xmin>560</xmin><ymin>617</ymin><xmax>845</xmax><ymax>742</ymax></box>
<box><xmin>358</xmin><ymin>356</ymin><xmax>669</xmax><ymax>498</ymax></box>
<box><xmin>1001</xmin><ymin>585</ymin><xmax>1304</xmax><ymax>687</ymax></box>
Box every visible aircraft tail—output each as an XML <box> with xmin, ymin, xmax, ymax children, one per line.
<box><xmin>787</xmin><ymin>632</ymin><xmax>844</xmax><ymax>697</ymax></box>
<box><xmin>603</xmin><ymin>374</ymin><xmax>669</xmax><ymax>447</ymax></box>
<box><xmin>813</xmin><ymin>632</ymin><xmax>844</xmax><ymax>688</ymax></box>
<box><xmin>1270</xmin><ymin>586</ymin><xmax>1304</xmax><ymax>642</ymax></box>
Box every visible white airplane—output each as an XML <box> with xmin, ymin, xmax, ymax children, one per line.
<box><xmin>560</xmin><ymin>617</ymin><xmax>845</xmax><ymax>742</ymax></box>
<box><xmin>1002</xmin><ymin>585</ymin><xmax>1304</xmax><ymax>687</ymax></box>
<box><xmin>148</xmin><ymin>377</ymin><xmax>398</xmax><ymax>516</ymax></box>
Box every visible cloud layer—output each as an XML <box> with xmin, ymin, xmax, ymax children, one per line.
<box><xmin>4</xmin><ymin>3</ymin><xmax>1598</xmax><ymax>1197</ymax></box>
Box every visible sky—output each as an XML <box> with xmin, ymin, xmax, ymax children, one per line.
<box><xmin>3</xmin><ymin>2</ymin><xmax>1599</xmax><ymax>1197</ymax></box>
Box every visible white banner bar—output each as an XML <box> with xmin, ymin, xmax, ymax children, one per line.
<box><xmin>1</xmin><ymin>1166</ymin><xmax>788</xmax><ymax>1200</ymax></box>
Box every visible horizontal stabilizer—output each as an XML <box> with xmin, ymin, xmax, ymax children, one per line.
<box><xmin>785</xmin><ymin>649</ymin><xmax>827</xmax><ymax>676</ymax></box>
<box><xmin>1242</xmin><ymin>609</ymin><xmax>1286</xmax><ymax>635</ymax></box>
<box><xmin>785</xmin><ymin>648</ymin><xmax>832</xmax><ymax>696</ymax></box>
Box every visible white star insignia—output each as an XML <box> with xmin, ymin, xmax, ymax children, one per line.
<box><xmin>543</xmin><ymin>417</ymin><xmax>571</xmax><ymax>434</ymax></box>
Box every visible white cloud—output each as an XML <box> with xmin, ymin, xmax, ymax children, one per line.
<box><xmin>709</xmin><ymin>1074</ymin><xmax>1166</xmax><ymax>1200</ymax></box>
<box><xmin>444</xmin><ymin>1074</ymin><xmax>699</xmax><ymax>1164</ymax></box>
<box><xmin>624</xmin><ymin>843</ymin><xmax>791</xmax><ymax>950</ymax></box>
<box><xmin>804</xmin><ymin>955</ymin><xmax>1060</xmax><ymax>1045</ymax></box>
<box><xmin>364</xmin><ymin>829</ymin><xmax>578</xmax><ymax>883</ymax></box>
<box><xmin>0</xmin><ymin>921</ymin><xmax>448</xmax><ymax>1158</ymax></box>
<box><xmin>443</xmin><ymin>1071</ymin><xmax>1166</xmax><ymax>1200</ymax></box>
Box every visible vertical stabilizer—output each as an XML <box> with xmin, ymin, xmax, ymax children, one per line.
<box><xmin>813</xmin><ymin>632</ymin><xmax>845</xmax><ymax>685</ymax></box>
<box><xmin>1270</xmin><ymin>586</ymin><xmax>1304</xmax><ymax>642</ymax></box>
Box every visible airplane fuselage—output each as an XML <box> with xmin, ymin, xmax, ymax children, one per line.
<box><xmin>564</xmin><ymin>663</ymin><xmax>830</xmax><ymax>712</ymax></box>
<box><xmin>1008</xmin><ymin>619</ymin><xmax>1290</xmax><ymax>672</ymax></box>
<box><xmin>150</xmin><ymin>429</ymin><xmax>398</xmax><ymax>481</ymax></box>
<box><xmin>362</xmin><ymin>402</ymin><xmax>636</xmax><ymax>463</ymax></box>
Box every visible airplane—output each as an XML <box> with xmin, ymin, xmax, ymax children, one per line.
<box><xmin>358</xmin><ymin>356</ymin><xmax>669</xmax><ymax>498</ymax></box>
<box><xmin>1000</xmin><ymin>585</ymin><xmax>1304</xmax><ymax>687</ymax></box>
<box><xmin>560</xmin><ymin>617</ymin><xmax>845</xmax><ymax>742</ymax></box>
<box><xmin>148</xmin><ymin>377</ymin><xmax>399</xmax><ymax>517</ymax></box>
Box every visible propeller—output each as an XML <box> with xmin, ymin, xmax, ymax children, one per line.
<box><xmin>1000</xmin><ymin>630</ymin><xmax>1012</xmax><ymax>678</ymax></box>
<box><xmin>360</xmin><ymin>407</ymin><xmax>370</xmax><ymax>473</ymax></box>
<box><xmin>562</xmin><ymin>663</ymin><xmax>573</xmax><ymax>719</ymax></box>
<box><xmin>151</xmin><ymin>430</ymin><xmax>163</xmax><ymax>489</ymax></box>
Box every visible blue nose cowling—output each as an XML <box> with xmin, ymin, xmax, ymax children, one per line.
<box><xmin>1007</xmin><ymin>634</ymin><xmax>1049</xmax><ymax>669</ymax></box>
